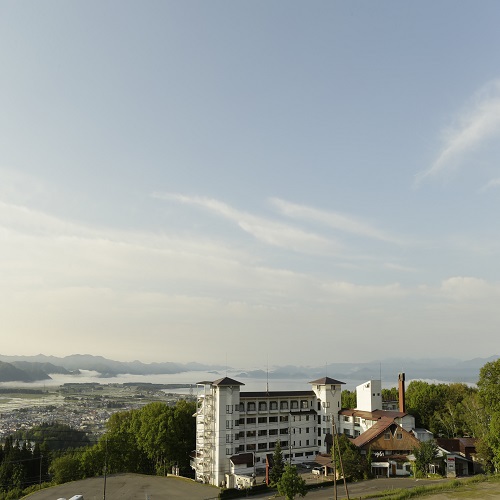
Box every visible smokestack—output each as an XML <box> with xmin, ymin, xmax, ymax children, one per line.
<box><xmin>398</xmin><ymin>373</ymin><xmax>406</xmax><ymax>413</ymax></box>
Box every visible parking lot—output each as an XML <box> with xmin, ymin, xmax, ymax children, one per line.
<box><xmin>23</xmin><ymin>474</ymin><xmax>219</xmax><ymax>500</ymax></box>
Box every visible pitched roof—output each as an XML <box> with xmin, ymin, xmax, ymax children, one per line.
<box><xmin>309</xmin><ymin>377</ymin><xmax>345</xmax><ymax>385</ymax></box>
<box><xmin>241</xmin><ymin>390</ymin><xmax>315</xmax><ymax>398</ymax></box>
<box><xmin>436</xmin><ymin>437</ymin><xmax>477</xmax><ymax>455</ymax></box>
<box><xmin>314</xmin><ymin>453</ymin><xmax>334</xmax><ymax>468</ymax></box>
<box><xmin>230</xmin><ymin>453</ymin><xmax>254</xmax><ymax>466</ymax></box>
<box><xmin>351</xmin><ymin>417</ymin><xmax>395</xmax><ymax>448</ymax></box>
<box><xmin>211</xmin><ymin>377</ymin><xmax>245</xmax><ymax>386</ymax></box>
<box><xmin>340</xmin><ymin>408</ymin><xmax>407</xmax><ymax>419</ymax></box>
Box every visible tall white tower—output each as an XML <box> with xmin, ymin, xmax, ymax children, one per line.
<box><xmin>356</xmin><ymin>380</ymin><xmax>382</xmax><ymax>412</ymax></box>
<box><xmin>195</xmin><ymin>377</ymin><xmax>243</xmax><ymax>486</ymax></box>
<box><xmin>310</xmin><ymin>377</ymin><xmax>344</xmax><ymax>454</ymax></box>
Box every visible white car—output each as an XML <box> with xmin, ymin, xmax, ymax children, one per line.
<box><xmin>312</xmin><ymin>466</ymin><xmax>323</xmax><ymax>475</ymax></box>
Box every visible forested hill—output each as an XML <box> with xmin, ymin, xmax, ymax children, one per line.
<box><xmin>0</xmin><ymin>360</ymin><xmax>44</xmax><ymax>382</ymax></box>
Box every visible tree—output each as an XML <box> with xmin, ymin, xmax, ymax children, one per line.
<box><xmin>80</xmin><ymin>441</ymin><xmax>106</xmax><ymax>478</ymax></box>
<box><xmin>412</xmin><ymin>440</ymin><xmax>438</xmax><ymax>477</ymax></box>
<box><xmin>169</xmin><ymin>399</ymin><xmax>197</xmax><ymax>472</ymax></box>
<box><xmin>105</xmin><ymin>410</ymin><xmax>149</xmax><ymax>474</ymax></box>
<box><xmin>341</xmin><ymin>390</ymin><xmax>356</xmax><ymax>409</ymax></box>
<box><xmin>49</xmin><ymin>453</ymin><xmax>83</xmax><ymax>484</ymax></box>
<box><xmin>269</xmin><ymin>440</ymin><xmax>285</xmax><ymax>485</ymax></box>
<box><xmin>78</xmin><ymin>400</ymin><xmax>197</xmax><ymax>479</ymax></box>
<box><xmin>406</xmin><ymin>381</ymin><xmax>449</xmax><ymax>432</ymax></box>
<box><xmin>133</xmin><ymin>402</ymin><xmax>174</xmax><ymax>474</ymax></box>
<box><xmin>382</xmin><ymin>387</ymin><xmax>399</xmax><ymax>404</ymax></box>
<box><xmin>405</xmin><ymin>381</ymin><xmax>477</xmax><ymax>436</ymax></box>
<box><xmin>16</xmin><ymin>422</ymin><xmax>90</xmax><ymax>451</ymax></box>
<box><xmin>476</xmin><ymin>358</ymin><xmax>500</xmax><ymax>471</ymax></box>
<box><xmin>332</xmin><ymin>434</ymin><xmax>365</xmax><ymax>481</ymax></box>
<box><xmin>277</xmin><ymin>464</ymin><xmax>307</xmax><ymax>500</ymax></box>
<box><xmin>478</xmin><ymin>358</ymin><xmax>500</xmax><ymax>414</ymax></box>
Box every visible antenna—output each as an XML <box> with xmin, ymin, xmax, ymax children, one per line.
<box><xmin>266</xmin><ymin>357</ymin><xmax>269</xmax><ymax>393</ymax></box>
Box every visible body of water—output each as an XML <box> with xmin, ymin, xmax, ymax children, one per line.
<box><xmin>0</xmin><ymin>369</ymin><xmax>450</xmax><ymax>395</ymax></box>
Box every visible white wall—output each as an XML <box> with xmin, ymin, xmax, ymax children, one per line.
<box><xmin>356</xmin><ymin>380</ymin><xmax>382</xmax><ymax>412</ymax></box>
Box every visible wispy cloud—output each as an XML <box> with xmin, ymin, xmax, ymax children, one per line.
<box><xmin>479</xmin><ymin>177</ymin><xmax>500</xmax><ymax>192</ymax></box>
<box><xmin>0</xmin><ymin>167</ymin><xmax>52</xmax><ymax>204</ymax></box>
<box><xmin>269</xmin><ymin>197</ymin><xmax>404</xmax><ymax>244</ymax></box>
<box><xmin>439</xmin><ymin>276</ymin><xmax>497</xmax><ymax>301</ymax></box>
<box><xmin>152</xmin><ymin>192</ymin><xmax>341</xmax><ymax>255</ymax></box>
<box><xmin>416</xmin><ymin>79</ymin><xmax>500</xmax><ymax>185</ymax></box>
<box><xmin>321</xmin><ymin>281</ymin><xmax>405</xmax><ymax>301</ymax></box>
<box><xmin>384</xmin><ymin>262</ymin><xmax>418</xmax><ymax>273</ymax></box>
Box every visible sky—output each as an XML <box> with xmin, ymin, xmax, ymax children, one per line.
<box><xmin>1</xmin><ymin>1</ymin><xmax>500</xmax><ymax>368</ymax></box>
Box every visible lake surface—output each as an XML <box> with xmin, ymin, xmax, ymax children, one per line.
<box><xmin>0</xmin><ymin>369</ymin><xmax>443</xmax><ymax>394</ymax></box>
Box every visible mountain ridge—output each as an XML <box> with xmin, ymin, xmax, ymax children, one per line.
<box><xmin>0</xmin><ymin>353</ymin><xmax>497</xmax><ymax>384</ymax></box>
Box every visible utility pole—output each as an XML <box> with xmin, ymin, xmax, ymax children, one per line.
<box><xmin>39</xmin><ymin>454</ymin><xmax>43</xmax><ymax>490</ymax></box>
<box><xmin>332</xmin><ymin>419</ymin><xmax>350</xmax><ymax>499</ymax></box>
<box><xmin>332</xmin><ymin>416</ymin><xmax>337</xmax><ymax>500</ymax></box>
<box><xmin>103</xmin><ymin>437</ymin><xmax>108</xmax><ymax>500</ymax></box>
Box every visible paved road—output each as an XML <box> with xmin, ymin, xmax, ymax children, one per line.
<box><xmin>23</xmin><ymin>474</ymin><xmax>220</xmax><ymax>500</ymax></box>
<box><xmin>24</xmin><ymin>473</ymin><xmax>495</xmax><ymax>500</ymax></box>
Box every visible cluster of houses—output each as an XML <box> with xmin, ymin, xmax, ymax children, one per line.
<box><xmin>190</xmin><ymin>373</ymin><xmax>478</xmax><ymax>488</ymax></box>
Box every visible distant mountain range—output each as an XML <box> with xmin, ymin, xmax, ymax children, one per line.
<box><xmin>0</xmin><ymin>354</ymin><xmax>226</xmax><ymax>382</ymax></box>
<box><xmin>0</xmin><ymin>353</ymin><xmax>497</xmax><ymax>384</ymax></box>
<box><xmin>235</xmin><ymin>355</ymin><xmax>500</xmax><ymax>386</ymax></box>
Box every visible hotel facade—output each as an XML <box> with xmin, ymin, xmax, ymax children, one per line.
<box><xmin>191</xmin><ymin>376</ymin><xmax>345</xmax><ymax>487</ymax></box>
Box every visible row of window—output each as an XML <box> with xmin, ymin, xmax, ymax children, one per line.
<box><xmin>238</xmin><ymin>427</ymin><xmax>313</xmax><ymax>438</ymax></box>
<box><xmin>225</xmin><ymin>442</ymin><xmax>317</xmax><ymax>455</ymax></box>
<box><xmin>241</xmin><ymin>415</ymin><xmax>306</xmax><ymax>425</ymax></box>
<box><xmin>227</xmin><ymin>400</ymin><xmax>312</xmax><ymax>414</ymax></box>
<box><xmin>237</xmin><ymin>415</ymin><xmax>316</xmax><ymax>426</ymax></box>
<box><xmin>226</xmin><ymin>417</ymin><xmax>315</xmax><ymax>429</ymax></box>
<box><xmin>342</xmin><ymin>415</ymin><xmax>374</xmax><ymax>426</ymax></box>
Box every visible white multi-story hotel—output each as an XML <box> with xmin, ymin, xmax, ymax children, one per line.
<box><xmin>192</xmin><ymin>376</ymin><xmax>344</xmax><ymax>487</ymax></box>
<box><xmin>191</xmin><ymin>372</ymin><xmax>422</xmax><ymax>486</ymax></box>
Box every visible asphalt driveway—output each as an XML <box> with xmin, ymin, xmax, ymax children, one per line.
<box><xmin>23</xmin><ymin>474</ymin><xmax>220</xmax><ymax>500</ymax></box>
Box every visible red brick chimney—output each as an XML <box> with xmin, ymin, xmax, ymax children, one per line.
<box><xmin>398</xmin><ymin>373</ymin><xmax>406</xmax><ymax>413</ymax></box>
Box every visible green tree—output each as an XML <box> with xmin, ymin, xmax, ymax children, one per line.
<box><xmin>412</xmin><ymin>440</ymin><xmax>438</xmax><ymax>477</ymax></box>
<box><xmin>78</xmin><ymin>399</ymin><xmax>196</xmax><ymax>479</ymax></box>
<box><xmin>461</xmin><ymin>392</ymin><xmax>489</xmax><ymax>439</ymax></box>
<box><xmin>405</xmin><ymin>381</ymin><xmax>478</xmax><ymax>436</ymax></box>
<box><xmin>341</xmin><ymin>390</ymin><xmax>356</xmax><ymax>409</ymax></box>
<box><xmin>382</xmin><ymin>387</ymin><xmax>399</xmax><ymax>404</ymax></box>
<box><xmin>333</xmin><ymin>434</ymin><xmax>365</xmax><ymax>481</ymax></box>
<box><xmin>406</xmin><ymin>381</ymin><xmax>447</xmax><ymax>431</ymax></box>
<box><xmin>105</xmin><ymin>410</ymin><xmax>150</xmax><ymax>474</ymax></box>
<box><xmin>134</xmin><ymin>401</ymin><xmax>174</xmax><ymax>473</ymax></box>
<box><xmin>0</xmin><ymin>437</ymin><xmax>21</xmax><ymax>492</ymax></box>
<box><xmin>277</xmin><ymin>464</ymin><xmax>307</xmax><ymax>500</ymax></box>
<box><xmin>49</xmin><ymin>453</ymin><xmax>83</xmax><ymax>484</ymax></box>
<box><xmin>269</xmin><ymin>440</ymin><xmax>285</xmax><ymax>485</ymax></box>
<box><xmin>80</xmin><ymin>441</ymin><xmax>106</xmax><ymax>478</ymax></box>
<box><xmin>169</xmin><ymin>399</ymin><xmax>197</xmax><ymax>472</ymax></box>
<box><xmin>15</xmin><ymin>422</ymin><xmax>90</xmax><ymax>451</ymax></box>
<box><xmin>478</xmin><ymin>358</ymin><xmax>500</xmax><ymax>414</ymax></box>
<box><xmin>476</xmin><ymin>358</ymin><xmax>500</xmax><ymax>471</ymax></box>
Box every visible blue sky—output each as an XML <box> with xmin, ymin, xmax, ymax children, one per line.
<box><xmin>1</xmin><ymin>1</ymin><xmax>500</xmax><ymax>367</ymax></box>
